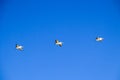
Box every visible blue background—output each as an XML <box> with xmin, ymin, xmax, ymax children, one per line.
<box><xmin>1</xmin><ymin>0</ymin><xmax>120</xmax><ymax>80</ymax></box>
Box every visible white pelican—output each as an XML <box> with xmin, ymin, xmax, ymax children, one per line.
<box><xmin>55</xmin><ymin>40</ymin><xmax>63</xmax><ymax>47</ymax></box>
<box><xmin>96</xmin><ymin>37</ymin><xmax>104</xmax><ymax>42</ymax></box>
<box><xmin>16</xmin><ymin>44</ymin><xmax>23</xmax><ymax>51</ymax></box>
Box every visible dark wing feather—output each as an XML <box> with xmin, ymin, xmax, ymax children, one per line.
<box><xmin>59</xmin><ymin>44</ymin><xmax>62</xmax><ymax>47</ymax></box>
<box><xmin>96</xmin><ymin>37</ymin><xmax>98</xmax><ymax>39</ymax></box>
<box><xmin>55</xmin><ymin>40</ymin><xmax>59</xmax><ymax>43</ymax></box>
<box><xmin>16</xmin><ymin>44</ymin><xmax>18</xmax><ymax>47</ymax></box>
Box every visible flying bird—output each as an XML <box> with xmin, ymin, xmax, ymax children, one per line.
<box><xmin>96</xmin><ymin>37</ymin><xmax>104</xmax><ymax>42</ymax></box>
<box><xmin>16</xmin><ymin>44</ymin><xmax>23</xmax><ymax>51</ymax></box>
<box><xmin>55</xmin><ymin>40</ymin><xmax>63</xmax><ymax>47</ymax></box>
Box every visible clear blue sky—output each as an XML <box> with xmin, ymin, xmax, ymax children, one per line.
<box><xmin>0</xmin><ymin>0</ymin><xmax>120</xmax><ymax>80</ymax></box>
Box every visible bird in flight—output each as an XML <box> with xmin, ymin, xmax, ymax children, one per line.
<box><xmin>96</xmin><ymin>37</ymin><xmax>104</xmax><ymax>42</ymax></box>
<box><xmin>16</xmin><ymin>44</ymin><xmax>23</xmax><ymax>51</ymax></box>
<box><xmin>55</xmin><ymin>40</ymin><xmax>63</xmax><ymax>47</ymax></box>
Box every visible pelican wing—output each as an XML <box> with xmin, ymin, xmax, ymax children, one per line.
<box><xmin>59</xmin><ymin>43</ymin><xmax>62</xmax><ymax>47</ymax></box>
<box><xmin>55</xmin><ymin>40</ymin><xmax>59</xmax><ymax>43</ymax></box>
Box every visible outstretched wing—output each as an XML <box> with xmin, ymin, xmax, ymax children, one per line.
<box><xmin>19</xmin><ymin>47</ymin><xmax>23</xmax><ymax>51</ymax></box>
<box><xmin>96</xmin><ymin>37</ymin><xmax>98</xmax><ymax>40</ymax></box>
<box><xmin>59</xmin><ymin>43</ymin><xmax>62</xmax><ymax>47</ymax></box>
<box><xmin>55</xmin><ymin>40</ymin><xmax>59</xmax><ymax>43</ymax></box>
<box><xmin>16</xmin><ymin>44</ymin><xmax>18</xmax><ymax>47</ymax></box>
